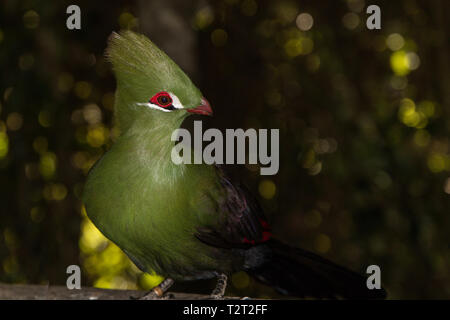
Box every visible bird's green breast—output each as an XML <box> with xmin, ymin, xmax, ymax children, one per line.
<box><xmin>82</xmin><ymin>132</ymin><xmax>240</xmax><ymax>280</ymax></box>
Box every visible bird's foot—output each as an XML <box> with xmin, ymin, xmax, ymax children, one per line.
<box><xmin>131</xmin><ymin>277</ymin><xmax>175</xmax><ymax>300</ymax></box>
<box><xmin>209</xmin><ymin>273</ymin><xmax>228</xmax><ymax>300</ymax></box>
<box><xmin>209</xmin><ymin>293</ymin><xmax>225</xmax><ymax>300</ymax></box>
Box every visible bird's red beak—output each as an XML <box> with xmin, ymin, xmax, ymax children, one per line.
<box><xmin>187</xmin><ymin>97</ymin><xmax>213</xmax><ymax>116</ymax></box>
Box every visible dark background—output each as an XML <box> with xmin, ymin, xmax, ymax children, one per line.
<box><xmin>0</xmin><ymin>0</ymin><xmax>449</xmax><ymax>299</ymax></box>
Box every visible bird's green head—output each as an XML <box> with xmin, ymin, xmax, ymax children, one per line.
<box><xmin>106</xmin><ymin>31</ymin><xmax>212</xmax><ymax>134</ymax></box>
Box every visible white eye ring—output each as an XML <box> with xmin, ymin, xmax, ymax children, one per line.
<box><xmin>136</xmin><ymin>92</ymin><xmax>184</xmax><ymax>112</ymax></box>
<box><xmin>168</xmin><ymin>93</ymin><xmax>184</xmax><ymax>110</ymax></box>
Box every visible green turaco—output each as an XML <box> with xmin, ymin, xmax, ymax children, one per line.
<box><xmin>82</xmin><ymin>31</ymin><xmax>386</xmax><ymax>299</ymax></box>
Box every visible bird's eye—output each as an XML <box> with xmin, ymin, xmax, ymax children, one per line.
<box><xmin>150</xmin><ymin>92</ymin><xmax>173</xmax><ymax>108</ymax></box>
<box><xmin>157</xmin><ymin>95</ymin><xmax>170</xmax><ymax>106</ymax></box>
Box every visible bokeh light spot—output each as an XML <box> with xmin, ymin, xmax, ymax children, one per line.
<box><xmin>398</xmin><ymin>98</ymin><xmax>427</xmax><ymax>128</ymax></box>
<box><xmin>18</xmin><ymin>53</ymin><xmax>35</xmax><ymax>70</ymax></box>
<box><xmin>406</xmin><ymin>52</ymin><xmax>420</xmax><ymax>70</ymax></box>
<box><xmin>386</xmin><ymin>33</ymin><xmax>405</xmax><ymax>51</ymax></box>
<box><xmin>417</xmin><ymin>100</ymin><xmax>435</xmax><ymax>117</ymax></box>
<box><xmin>232</xmin><ymin>271</ymin><xmax>250</xmax><ymax>289</ymax></box>
<box><xmin>259</xmin><ymin>179</ymin><xmax>276</xmax><ymax>199</ymax></box>
<box><xmin>390</xmin><ymin>76</ymin><xmax>408</xmax><ymax>90</ymax></box>
<box><xmin>57</xmin><ymin>73</ymin><xmax>75</xmax><ymax>93</ymax></box>
<box><xmin>118</xmin><ymin>12</ymin><xmax>138</xmax><ymax>30</ymax></box>
<box><xmin>374</xmin><ymin>171</ymin><xmax>392</xmax><ymax>189</ymax></box>
<box><xmin>4</xmin><ymin>229</ymin><xmax>19</xmax><ymax>250</ymax></box>
<box><xmin>6</xmin><ymin>112</ymin><xmax>23</xmax><ymax>131</ymax></box>
<box><xmin>71</xmin><ymin>151</ymin><xmax>89</xmax><ymax>170</ymax></box>
<box><xmin>427</xmin><ymin>153</ymin><xmax>448</xmax><ymax>173</ymax></box>
<box><xmin>390</xmin><ymin>51</ymin><xmax>410</xmax><ymax>76</ymax></box>
<box><xmin>211</xmin><ymin>29</ymin><xmax>228</xmax><ymax>47</ymax></box>
<box><xmin>304</xmin><ymin>210</ymin><xmax>322</xmax><ymax>228</ymax></box>
<box><xmin>74</xmin><ymin>81</ymin><xmax>92</xmax><ymax>100</ymax></box>
<box><xmin>306</xmin><ymin>54</ymin><xmax>321</xmax><ymax>72</ymax></box>
<box><xmin>296</xmin><ymin>13</ymin><xmax>314</xmax><ymax>31</ymax></box>
<box><xmin>139</xmin><ymin>272</ymin><xmax>164</xmax><ymax>290</ymax></box>
<box><xmin>30</xmin><ymin>207</ymin><xmax>46</xmax><ymax>223</ymax></box>
<box><xmin>3</xmin><ymin>256</ymin><xmax>19</xmax><ymax>275</ymax></box>
<box><xmin>274</xmin><ymin>2</ymin><xmax>298</xmax><ymax>24</ymax></box>
<box><xmin>444</xmin><ymin>178</ymin><xmax>450</xmax><ymax>195</ymax></box>
<box><xmin>102</xmin><ymin>92</ymin><xmax>115</xmax><ymax>110</ymax></box>
<box><xmin>80</xmin><ymin>214</ymin><xmax>139</xmax><ymax>290</ymax></box>
<box><xmin>265</xmin><ymin>90</ymin><xmax>281</xmax><ymax>106</ymax></box>
<box><xmin>87</xmin><ymin>125</ymin><xmax>109</xmax><ymax>148</ymax></box>
<box><xmin>39</xmin><ymin>152</ymin><xmax>57</xmax><ymax>179</ymax></box>
<box><xmin>83</xmin><ymin>104</ymin><xmax>102</xmax><ymax>125</ymax></box>
<box><xmin>308</xmin><ymin>161</ymin><xmax>322</xmax><ymax>175</ymax></box>
<box><xmin>3</xmin><ymin>87</ymin><xmax>13</xmax><ymax>101</ymax></box>
<box><xmin>38</xmin><ymin>110</ymin><xmax>52</xmax><ymax>128</ymax></box>
<box><xmin>342</xmin><ymin>12</ymin><xmax>360</xmax><ymax>30</ymax></box>
<box><xmin>284</xmin><ymin>37</ymin><xmax>313</xmax><ymax>57</ymax></box>
<box><xmin>193</xmin><ymin>6</ymin><xmax>214</xmax><ymax>30</ymax></box>
<box><xmin>43</xmin><ymin>183</ymin><xmax>67</xmax><ymax>201</ymax></box>
<box><xmin>413</xmin><ymin>130</ymin><xmax>430</xmax><ymax>147</ymax></box>
<box><xmin>25</xmin><ymin>162</ymin><xmax>40</xmax><ymax>180</ymax></box>
<box><xmin>23</xmin><ymin>10</ymin><xmax>40</xmax><ymax>29</ymax></box>
<box><xmin>315</xmin><ymin>234</ymin><xmax>331</xmax><ymax>254</ymax></box>
<box><xmin>79</xmin><ymin>216</ymin><xmax>108</xmax><ymax>253</ymax></box>
<box><xmin>33</xmin><ymin>136</ymin><xmax>48</xmax><ymax>154</ymax></box>
<box><xmin>302</xmin><ymin>149</ymin><xmax>316</xmax><ymax>169</ymax></box>
<box><xmin>52</xmin><ymin>183</ymin><xmax>68</xmax><ymax>201</ymax></box>
<box><xmin>0</xmin><ymin>132</ymin><xmax>9</xmax><ymax>158</ymax></box>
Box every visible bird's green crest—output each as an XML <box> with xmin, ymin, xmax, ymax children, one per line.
<box><xmin>106</xmin><ymin>31</ymin><xmax>203</xmax><ymax>132</ymax></box>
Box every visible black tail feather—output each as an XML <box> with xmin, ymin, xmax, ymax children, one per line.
<box><xmin>247</xmin><ymin>239</ymin><xmax>387</xmax><ymax>299</ymax></box>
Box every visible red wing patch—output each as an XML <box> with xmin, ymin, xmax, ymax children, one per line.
<box><xmin>242</xmin><ymin>218</ymin><xmax>272</xmax><ymax>245</ymax></box>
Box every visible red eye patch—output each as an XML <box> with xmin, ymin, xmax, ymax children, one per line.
<box><xmin>150</xmin><ymin>92</ymin><xmax>173</xmax><ymax>108</ymax></box>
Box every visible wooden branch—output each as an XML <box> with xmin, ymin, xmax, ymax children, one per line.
<box><xmin>0</xmin><ymin>283</ymin><xmax>241</xmax><ymax>300</ymax></box>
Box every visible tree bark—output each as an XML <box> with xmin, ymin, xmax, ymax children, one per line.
<box><xmin>0</xmin><ymin>283</ymin><xmax>241</xmax><ymax>300</ymax></box>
